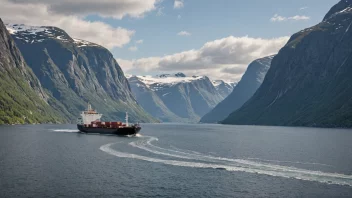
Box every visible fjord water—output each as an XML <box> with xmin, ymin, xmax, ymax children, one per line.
<box><xmin>0</xmin><ymin>124</ymin><xmax>352</xmax><ymax>197</ymax></box>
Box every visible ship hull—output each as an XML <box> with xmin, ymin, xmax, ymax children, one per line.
<box><xmin>77</xmin><ymin>124</ymin><xmax>141</xmax><ymax>136</ymax></box>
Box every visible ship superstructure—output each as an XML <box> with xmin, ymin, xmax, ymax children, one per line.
<box><xmin>79</xmin><ymin>103</ymin><xmax>103</xmax><ymax>124</ymax></box>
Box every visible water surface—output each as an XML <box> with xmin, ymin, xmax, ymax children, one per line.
<box><xmin>0</xmin><ymin>124</ymin><xmax>352</xmax><ymax>197</ymax></box>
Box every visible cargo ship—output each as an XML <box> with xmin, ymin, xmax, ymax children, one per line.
<box><xmin>77</xmin><ymin>104</ymin><xmax>141</xmax><ymax>136</ymax></box>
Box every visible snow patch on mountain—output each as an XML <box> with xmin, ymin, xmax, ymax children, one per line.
<box><xmin>5</xmin><ymin>24</ymin><xmax>98</xmax><ymax>48</ymax></box>
<box><xmin>73</xmin><ymin>38</ymin><xmax>100</xmax><ymax>48</ymax></box>
<box><xmin>212</xmin><ymin>80</ymin><xmax>237</xmax><ymax>89</ymax></box>
<box><xmin>128</xmin><ymin>73</ymin><xmax>237</xmax><ymax>93</ymax></box>
<box><xmin>5</xmin><ymin>23</ymin><xmax>73</xmax><ymax>44</ymax></box>
<box><xmin>129</xmin><ymin>73</ymin><xmax>206</xmax><ymax>91</ymax></box>
<box><xmin>5</xmin><ymin>24</ymin><xmax>47</xmax><ymax>34</ymax></box>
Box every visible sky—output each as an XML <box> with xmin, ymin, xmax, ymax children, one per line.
<box><xmin>0</xmin><ymin>0</ymin><xmax>338</xmax><ymax>82</ymax></box>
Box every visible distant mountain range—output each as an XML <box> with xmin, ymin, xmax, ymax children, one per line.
<box><xmin>222</xmin><ymin>0</ymin><xmax>352</xmax><ymax>127</ymax></box>
<box><xmin>2</xmin><ymin>22</ymin><xmax>156</xmax><ymax>124</ymax></box>
<box><xmin>128</xmin><ymin>73</ymin><xmax>236</xmax><ymax>122</ymax></box>
<box><xmin>201</xmin><ymin>55</ymin><xmax>274</xmax><ymax>123</ymax></box>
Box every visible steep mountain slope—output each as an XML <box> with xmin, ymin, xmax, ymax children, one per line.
<box><xmin>128</xmin><ymin>73</ymin><xmax>233</xmax><ymax>122</ymax></box>
<box><xmin>0</xmin><ymin>19</ymin><xmax>64</xmax><ymax>124</ymax></box>
<box><xmin>200</xmin><ymin>55</ymin><xmax>274</xmax><ymax>123</ymax></box>
<box><xmin>128</xmin><ymin>76</ymin><xmax>188</xmax><ymax>122</ymax></box>
<box><xmin>6</xmin><ymin>24</ymin><xmax>156</xmax><ymax>123</ymax></box>
<box><xmin>212</xmin><ymin>80</ymin><xmax>237</xmax><ymax>98</ymax></box>
<box><xmin>223</xmin><ymin>0</ymin><xmax>352</xmax><ymax>127</ymax></box>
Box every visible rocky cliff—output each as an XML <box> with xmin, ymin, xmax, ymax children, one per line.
<box><xmin>6</xmin><ymin>24</ymin><xmax>156</xmax><ymax>123</ymax></box>
<box><xmin>223</xmin><ymin>0</ymin><xmax>352</xmax><ymax>127</ymax></box>
<box><xmin>0</xmin><ymin>19</ymin><xmax>63</xmax><ymax>124</ymax></box>
<box><xmin>200</xmin><ymin>55</ymin><xmax>274</xmax><ymax>123</ymax></box>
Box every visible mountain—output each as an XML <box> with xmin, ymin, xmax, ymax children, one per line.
<box><xmin>6</xmin><ymin>23</ymin><xmax>156</xmax><ymax>123</ymax></box>
<box><xmin>212</xmin><ymin>80</ymin><xmax>237</xmax><ymax>98</ymax></box>
<box><xmin>0</xmin><ymin>19</ymin><xmax>64</xmax><ymax>124</ymax></box>
<box><xmin>128</xmin><ymin>73</ymin><xmax>234</xmax><ymax>122</ymax></box>
<box><xmin>223</xmin><ymin>0</ymin><xmax>352</xmax><ymax>127</ymax></box>
<box><xmin>200</xmin><ymin>55</ymin><xmax>274</xmax><ymax>123</ymax></box>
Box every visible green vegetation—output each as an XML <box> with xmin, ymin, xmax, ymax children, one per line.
<box><xmin>0</xmin><ymin>68</ymin><xmax>64</xmax><ymax>124</ymax></box>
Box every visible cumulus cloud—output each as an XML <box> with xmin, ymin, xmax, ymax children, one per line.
<box><xmin>7</xmin><ymin>0</ymin><xmax>159</xmax><ymax>19</ymax></box>
<box><xmin>174</xmin><ymin>0</ymin><xmax>184</xmax><ymax>9</ymax></box>
<box><xmin>177</xmin><ymin>15</ymin><xmax>182</xmax><ymax>19</ymax></box>
<box><xmin>117</xmin><ymin>36</ymin><xmax>289</xmax><ymax>81</ymax></box>
<box><xmin>299</xmin><ymin>7</ymin><xmax>308</xmax><ymax>10</ymax></box>
<box><xmin>177</xmin><ymin>31</ymin><xmax>191</xmax><ymax>36</ymax></box>
<box><xmin>0</xmin><ymin>0</ymin><xmax>164</xmax><ymax>49</ymax></box>
<box><xmin>271</xmin><ymin>14</ymin><xmax>310</xmax><ymax>22</ymax></box>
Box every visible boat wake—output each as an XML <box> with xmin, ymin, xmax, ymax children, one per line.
<box><xmin>52</xmin><ymin>129</ymin><xmax>79</xmax><ymax>133</ymax></box>
<box><xmin>100</xmin><ymin>136</ymin><xmax>352</xmax><ymax>187</ymax></box>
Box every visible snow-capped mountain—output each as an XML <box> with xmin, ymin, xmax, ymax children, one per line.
<box><xmin>5</xmin><ymin>23</ymin><xmax>156</xmax><ymax>123</ymax></box>
<box><xmin>6</xmin><ymin>24</ymin><xmax>100</xmax><ymax>48</ymax></box>
<box><xmin>128</xmin><ymin>73</ymin><xmax>235</xmax><ymax>122</ymax></box>
<box><xmin>131</xmin><ymin>73</ymin><xmax>208</xmax><ymax>91</ymax></box>
<box><xmin>212</xmin><ymin>80</ymin><xmax>237</xmax><ymax>98</ymax></box>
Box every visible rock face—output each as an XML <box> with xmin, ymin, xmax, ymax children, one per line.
<box><xmin>200</xmin><ymin>55</ymin><xmax>274</xmax><ymax>123</ymax></box>
<box><xmin>0</xmin><ymin>19</ymin><xmax>63</xmax><ymax>124</ymax></box>
<box><xmin>6</xmin><ymin>24</ymin><xmax>156</xmax><ymax>123</ymax></box>
<box><xmin>128</xmin><ymin>73</ymin><xmax>234</xmax><ymax>122</ymax></box>
<box><xmin>223</xmin><ymin>0</ymin><xmax>352</xmax><ymax>127</ymax></box>
<box><xmin>212</xmin><ymin>80</ymin><xmax>237</xmax><ymax>99</ymax></box>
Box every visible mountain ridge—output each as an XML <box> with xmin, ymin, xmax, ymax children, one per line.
<box><xmin>222</xmin><ymin>1</ymin><xmax>352</xmax><ymax>127</ymax></box>
<box><xmin>200</xmin><ymin>55</ymin><xmax>274</xmax><ymax>123</ymax></box>
<box><xmin>6</xmin><ymin>23</ymin><xmax>157</xmax><ymax>123</ymax></box>
<box><xmin>128</xmin><ymin>73</ymin><xmax>235</xmax><ymax>122</ymax></box>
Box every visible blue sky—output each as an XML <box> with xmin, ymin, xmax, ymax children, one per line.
<box><xmin>1</xmin><ymin>0</ymin><xmax>339</xmax><ymax>81</ymax></box>
<box><xmin>97</xmin><ymin>0</ymin><xmax>337</xmax><ymax>60</ymax></box>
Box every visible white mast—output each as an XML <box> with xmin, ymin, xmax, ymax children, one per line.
<box><xmin>125</xmin><ymin>112</ymin><xmax>129</xmax><ymax>126</ymax></box>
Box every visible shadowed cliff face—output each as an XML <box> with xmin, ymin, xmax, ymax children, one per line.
<box><xmin>128</xmin><ymin>74</ymin><xmax>234</xmax><ymax>123</ymax></box>
<box><xmin>200</xmin><ymin>55</ymin><xmax>274</xmax><ymax>123</ymax></box>
<box><xmin>0</xmin><ymin>19</ymin><xmax>64</xmax><ymax>124</ymax></box>
<box><xmin>6</xmin><ymin>24</ymin><xmax>156</xmax><ymax>123</ymax></box>
<box><xmin>223</xmin><ymin>0</ymin><xmax>352</xmax><ymax>127</ymax></box>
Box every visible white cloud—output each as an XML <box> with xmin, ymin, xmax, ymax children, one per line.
<box><xmin>174</xmin><ymin>0</ymin><xmax>184</xmax><ymax>9</ymax></box>
<box><xmin>0</xmin><ymin>0</ymin><xmax>165</xmax><ymax>49</ymax></box>
<box><xmin>178</xmin><ymin>15</ymin><xmax>182</xmax><ymax>19</ymax></box>
<box><xmin>271</xmin><ymin>14</ymin><xmax>310</xmax><ymax>22</ymax></box>
<box><xmin>299</xmin><ymin>7</ymin><xmax>308</xmax><ymax>10</ymax></box>
<box><xmin>270</xmin><ymin>14</ymin><xmax>287</xmax><ymax>22</ymax></box>
<box><xmin>128</xmin><ymin>46</ymin><xmax>138</xmax><ymax>52</ymax></box>
<box><xmin>117</xmin><ymin>36</ymin><xmax>289</xmax><ymax>81</ymax></box>
<box><xmin>156</xmin><ymin>7</ymin><xmax>164</xmax><ymax>16</ymax></box>
<box><xmin>177</xmin><ymin>31</ymin><xmax>191</xmax><ymax>36</ymax></box>
<box><xmin>289</xmin><ymin>15</ymin><xmax>310</xmax><ymax>21</ymax></box>
<box><xmin>135</xmin><ymin>40</ymin><xmax>144</xmax><ymax>44</ymax></box>
<box><xmin>6</xmin><ymin>0</ymin><xmax>160</xmax><ymax>19</ymax></box>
